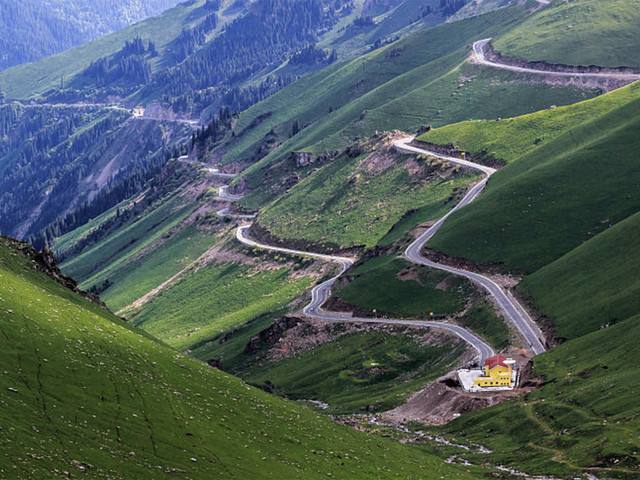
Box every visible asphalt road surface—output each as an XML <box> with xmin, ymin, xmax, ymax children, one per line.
<box><xmin>394</xmin><ymin>136</ymin><xmax>546</xmax><ymax>355</ymax></box>
<box><xmin>236</xmin><ymin>225</ymin><xmax>496</xmax><ymax>362</ymax></box>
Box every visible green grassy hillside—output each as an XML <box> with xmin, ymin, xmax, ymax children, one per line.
<box><xmin>130</xmin><ymin>261</ymin><xmax>312</xmax><ymax>351</ymax></box>
<box><xmin>336</xmin><ymin>255</ymin><xmax>469</xmax><ymax>317</ymax></box>
<box><xmin>53</xmin><ymin>199</ymin><xmax>127</xmax><ymax>260</ymax></box>
<box><xmin>244</xmin><ymin>331</ymin><xmax>466</xmax><ymax>414</ymax></box>
<box><xmin>422</xmin><ymin>82</ymin><xmax>640</xmax><ymax>273</ymax></box>
<box><xmin>0</xmin><ymin>0</ymin><xmax>203</xmax><ymax>98</ymax></box>
<box><xmin>417</xmin><ymin>82</ymin><xmax>640</xmax><ymax>341</ymax></box>
<box><xmin>334</xmin><ymin>255</ymin><xmax>510</xmax><ymax>350</ymax></box>
<box><xmin>419</xmin><ymin>83</ymin><xmax>640</xmax><ymax>163</ymax></box>
<box><xmin>225</xmin><ymin>5</ymin><xmax>595</xmax><ymax>200</ymax></box>
<box><xmin>318</xmin><ymin>0</ymin><xmax>471</xmax><ymax>59</ymax></box>
<box><xmin>0</xmin><ymin>237</ymin><xmax>484</xmax><ymax>479</ymax></box>
<box><xmin>0</xmin><ymin>0</ymin><xmax>496</xmax><ymax>102</ymax></box>
<box><xmin>98</xmin><ymin>224</ymin><xmax>215</xmax><ymax>311</ymax></box>
<box><xmin>442</xmin><ymin>313</ymin><xmax>640</xmax><ymax>477</ymax></box>
<box><xmin>520</xmin><ymin>210</ymin><xmax>640</xmax><ymax>341</ymax></box>
<box><xmin>61</xmin><ymin>194</ymin><xmax>200</xmax><ymax>287</ymax></box>
<box><xmin>257</xmin><ymin>139</ymin><xmax>478</xmax><ymax>249</ymax></box>
<box><xmin>55</xmin><ymin>186</ymin><xmax>315</xmax><ymax>354</ymax></box>
<box><xmin>494</xmin><ymin>0</ymin><xmax>640</xmax><ymax>69</ymax></box>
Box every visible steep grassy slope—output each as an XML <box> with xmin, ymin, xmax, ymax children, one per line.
<box><xmin>52</xmin><ymin>199</ymin><xmax>127</xmax><ymax>260</ymax></box>
<box><xmin>245</xmin><ymin>331</ymin><xmax>466</xmax><ymax>414</ymax></box>
<box><xmin>519</xmin><ymin>211</ymin><xmax>640</xmax><ymax>341</ymax></box>
<box><xmin>422</xmin><ymin>82</ymin><xmax>640</xmax><ymax>273</ymax></box>
<box><xmin>224</xmin><ymin>5</ymin><xmax>595</xmax><ymax>196</ymax></box>
<box><xmin>0</xmin><ymin>0</ymin><xmax>182</xmax><ymax>71</ymax></box>
<box><xmin>257</xmin><ymin>139</ymin><xmax>478</xmax><ymax>249</ymax></box>
<box><xmin>0</xmin><ymin>0</ymin><xmax>482</xmax><ymax>102</ymax></box>
<box><xmin>442</xmin><ymin>314</ymin><xmax>640</xmax><ymax>477</ymax></box>
<box><xmin>334</xmin><ymin>255</ymin><xmax>510</xmax><ymax>349</ymax></box>
<box><xmin>319</xmin><ymin>0</ymin><xmax>495</xmax><ymax>58</ymax></box>
<box><xmin>130</xmin><ymin>261</ymin><xmax>312</xmax><ymax>351</ymax></box>
<box><xmin>419</xmin><ymin>82</ymin><xmax>640</xmax><ymax>163</ymax></box>
<box><xmin>494</xmin><ymin>0</ymin><xmax>640</xmax><ymax>69</ymax></box>
<box><xmin>61</xmin><ymin>194</ymin><xmax>200</xmax><ymax>287</ymax></box>
<box><xmin>190</xmin><ymin>311</ymin><xmax>287</xmax><ymax>365</ymax></box>
<box><xmin>226</xmin><ymin>7</ymin><xmax>523</xmax><ymax>165</ymax></box>
<box><xmin>98</xmin><ymin>224</ymin><xmax>215</xmax><ymax>311</ymax></box>
<box><xmin>450</xmin><ymin>0</ymin><xmax>513</xmax><ymax>22</ymax></box>
<box><xmin>0</xmin><ymin>238</ymin><xmax>486</xmax><ymax>479</ymax></box>
<box><xmin>336</xmin><ymin>255</ymin><xmax>468</xmax><ymax>317</ymax></box>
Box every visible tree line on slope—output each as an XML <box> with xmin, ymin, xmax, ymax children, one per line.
<box><xmin>145</xmin><ymin>0</ymin><xmax>347</xmax><ymax>101</ymax></box>
<box><xmin>0</xmin><ymin>0</ymin><xmax>182</xmax><ymax>71</ymax></box>
<box><xmin>31</xmin><ymin>107</ymin><xmax>236</xmax><ymax>252</ymax></box>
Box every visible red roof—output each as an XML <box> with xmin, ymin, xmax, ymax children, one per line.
<box><xmin>484</xmin><ymin>355</ymin><xmax>508</xmax><ymax>369</ymax></box>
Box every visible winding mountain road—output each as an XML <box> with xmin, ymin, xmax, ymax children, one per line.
<box><xmin>213</xmin><ymin>34</ymin><xmax>640</xmax><ymax>361</ymax></box>
<box><xmin>231</xmin><ymin>135</ymin><xmax>545</xmax><ymax>359</ymax></box>
<box><xmin>236</xmin><ymin>225</ymin><xmax>496</xmax><ymax>362</ymax></box>
<box><xmin>395</xmin><ymin>138</ymin><xmax>547</xmax><ymax>355</ymax></box>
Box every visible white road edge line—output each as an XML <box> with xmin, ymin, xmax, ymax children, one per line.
<box><xmin>395</xmin><ymin>136</ymin><xmax>546</xmax><ymax>355</ymax></box>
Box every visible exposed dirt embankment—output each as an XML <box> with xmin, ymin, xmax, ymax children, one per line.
<box><xmin>381</xmin><ymin>368</ymin><xmax>538</xmax><ymax>425</ymax></box>
<box><xmin>423</xmin><ymin>247</ymin><xmax>516</xmax><ymax>278</ymax></box>
<box><xmin>422</xmin><ymin>248</ymin><xmax>559</xmax><ymax>348</ymax></box>
<box><xmin>485</xmin><ymin>42</ymin><xmax>639</xmax><ymax>76</ymax></box>
<box><xmin>410</xmin><ymin>140</ymin><xmax>505</xmax><ymax>169</ymax></box>
<box><xmin>241</xmin><ymin>315</ymin><xmax>468</xmax><ymax>364</ymax></box>
<box><xmin>514</xmin><ymin>289</ymin><xmax>564</xmax><ymax>348</ymax></box>
<box><xmin>482</xmin><ymin>42</ymin><xmax>636</xmax><ymax>91</ymax></box>
<box><xmin>248</xmin><ymin>222</ymin><xmax>363</xmax><ymax>257</ymax></box>
<box><xmin>244</xmin><ymin>316</ymin><xmax>368</xmax><ymax>361</ymax></box>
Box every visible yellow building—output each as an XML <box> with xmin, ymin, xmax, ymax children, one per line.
<box><xmin>474</xmin><ymin>355</ymin><xmax>516</xmax><ymax>388</ymax></box>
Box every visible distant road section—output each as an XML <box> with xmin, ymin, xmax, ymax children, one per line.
<box><xmin>471</xmin><ymin>38</ymin><xmax>640</xmax><ymax>82</ymax></box>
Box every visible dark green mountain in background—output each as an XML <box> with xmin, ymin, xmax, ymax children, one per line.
<box><xmin>0</xmin><ymin>0</ymin><xmax>184</xmax><ymax>71</ymax></box>
<box><xmin>0</xmin><ymin>0</ymin><xmax>487</xmax><ymax>241</ymax></box>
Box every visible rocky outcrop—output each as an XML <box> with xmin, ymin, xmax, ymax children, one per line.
<box><xmin>3</xmin><ymin>237</ymin><xmax>108</xmax><ymax>309</ymax></box>
<box><xmin>244</xmin><ymin>316</ymin><xmax>301</xmax><ymax>354</ymax></box>
<box><xmin>288</xmin><ymin>151</ymin><xmax>334</xmax><ymax>168</ymax></box>
<box><xmin>410</xmin><ymin>139</ymin><xmax>505</xmax><ymax>169</ymax></box>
